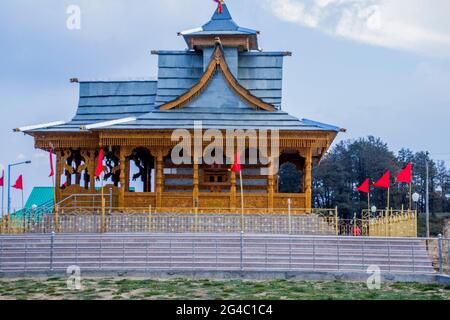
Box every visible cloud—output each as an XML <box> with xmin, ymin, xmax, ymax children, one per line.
<box><xmin>17</xmin><ymin>153</ymin><xmax>26</xmax><ymax>160</ymax></box>
<box><xmin>264</xmin><ymin>0</ymin><xmax>450</xmax><ymax>57</ymax></box>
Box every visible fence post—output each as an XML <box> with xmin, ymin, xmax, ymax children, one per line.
<box><xmin>447</xmin><ymin>239</ymin><xmax>450</xmax><ymax>275</ymax></box>
<box><xmin>240</xmin><ymin>231</ymin><xmax>244</xmax><ymax>272</ymax></box>
<box><xmin>385</xmin><ymin>210</ymin><xmax>388</xmax><ymax>237</ymax></box>
<box><xmin>50</xmin><ymin>231</ymin><xmax>55</xmax><ymax>272</ymax></box>
<box><xmin>334</xmin><ymin>207</ymin><xmax>339</xmax><ymax>236</ymax></box>
<box><xmin>438</xmin><ymin>234</ymin><xmax>443</xmax><ymax>274</ymax></box>
<box><xmin>288</xmin><ymin>198</ymin><xmax>292</xmax><ymax>235</ymax></box>
<box><xmin>312</xmin><ymin>237</ymin><xmax>316</xmax><ymax>271</ymax></box>
<box><xmin>99</xmin><ymin>237</ymin><xmax>103</xmax><ymax>270</ymax></box>
<box><xmin>23</xmin><ymin>210</ymin><xmax>26</xmax><ymax>233</ymax></box>
<box><xmin>289</xmin><ymin>236</ymin><xmax>292</xmax><ymax>271</ymax></box>
<box><xmin>146</xmin><ymin>239</ymin><xmax>149</xmax><ymax>273</ymax></box>
<box><xmin>54</xmin><ymin>205</ymin><xmax>59</xmax><ymax>234</ymax></box>
<box><xmin>76</xmin><ymin>238</ymin><xmax>79</xmax><ymax>266</ymax></box>
<box><xmin>169</xmin><ymin>238</ymin><xmax>173</xmax><ymax>271</ymax></box>
<box><xmin>337</xmin><ymin>237</ymin><xmax>340</xmax><ymax>271</ymax></box>
<box><xmin>192</xmin><ymin>241</ymin><xmax>195</xmax><ymax>271</ymax></box>
<box><xmin>109</xmin><ymin>188</ymin><xmax>113</xmax><ymax>215</ymax></box>
<box><xmin>148</xmin><ymin>205</ymin><xmax>152</xmax><ymax>233</ymax></box>
<box><xmin>122</xmin><ymin>239</ymin><xmax>126</xmax><ymax>270</ymax></box>
<box><xmin>387</xmin><ymin>239</ymin><xmax>391</xmax><ymax>273</ymax></box>
<box><xmin>24</xmin><ymin>242</ymin><xmax>28</xmax><ymax>272</ymax></box>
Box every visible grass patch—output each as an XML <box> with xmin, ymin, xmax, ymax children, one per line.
<box><xmin>0</xmin><ymin>278</ymin><xmax>448</xmax><ymax>300</ymax></box>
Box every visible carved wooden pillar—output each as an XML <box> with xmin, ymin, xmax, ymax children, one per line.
<box><xmin>304</xmin><ymin>148</ymin><xmax>313</xmax><ymax>212</ymax></box>
<box><xmin>119</xmin><ymin>147</ymin><xmax>129</xmax><ymax>209</ymax></box>
<box><xmin>125</xmin><ymin>159</ymin><xmax>130</xmax><ymax>191</ymax></box>
<box><xmin>88</xmin><ymin>150</ymin><xmax>96</xmax><ymax>191</ymax></box>
<box><xmin>152</xmin><ymin>149</ymin><xmax>167</xmax><ymax>210</ymax></box>
<box><xmin>156</xmin><ymin>152</ymin><xmax>163</xmax><ymax>208</ymax></box>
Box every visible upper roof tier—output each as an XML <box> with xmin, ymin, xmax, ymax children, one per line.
<box><xmin>179</xmin><ymin>3</ymin><xmax>259</xmax><ymax>51</ymax></box>
<box><xmin>15</xmin><ymin>2</ymin><xmax>344</xmax><ymax>135</ymax></box>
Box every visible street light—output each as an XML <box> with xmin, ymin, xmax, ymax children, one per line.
<box><xmin>7</xmin><ymin>160</ymin><xmax>32</xmax><ymax>214</ymax></box>
<box><xmin>412</xmin><ymin>192</ymin><xmax>420</xmax><ymax>207</ymax></box>
<box><xmin>371</xmin><ymin>206</ymin><xmax>377</xmax><ymax>217</ymax></box>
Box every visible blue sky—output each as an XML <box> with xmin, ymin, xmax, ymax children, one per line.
<box><xmin>1</xmin><ymin>0</ymin><xmax>450</xmax><ymax>209</ymax></box>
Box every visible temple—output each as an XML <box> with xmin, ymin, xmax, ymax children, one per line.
<box><xmin>17</xmin><ymin>3</ymin><xmax>343</xmax><ymax>213</ymax></box>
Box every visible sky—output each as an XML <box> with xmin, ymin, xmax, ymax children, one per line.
<box><xmin>0</xmin><ymin>0</ymin><xmax>450</xmax><ymax>209</ymax></box>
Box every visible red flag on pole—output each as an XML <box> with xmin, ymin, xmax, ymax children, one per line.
<box><xmin>49</xmin><ymin>148</ymin><xmax>54</xmax><ymax>177</ymax></box>
<box><xmin>95</xmin><ymin>149</ymin><xmax>104</xmax><ymax>178</ymax></box>
<box><xmin>356</xmin><ymin>179</ymin><xmax>370</xmax><ymax>193</ymax></box>
<box><xmin>0</xmin><ymin>170</ymin><xmax>4</xmax><ymax>187</ymax></box>
<box><xmin>374</xmin><ymin>171</ymin><xmax>391</xmax><ymax>189</ymax></box>
<box><xmin>12</xmin><ymin>175</ymin><xmax>23</xmax><ymax>190</ymax></box>
<box><xmin>396</xmin><ymin>162</ymin><xmax>412</xmax><ymax>184</ymax></box>
<box><xmin>214</xmin><ymin>0</ymin><xmax>224</xmax><ymax>14</ymax></box>
<box><xmin>231</xmin><ymin>151</ymin><xmax>241</xmax><ymax>173</ymax></box>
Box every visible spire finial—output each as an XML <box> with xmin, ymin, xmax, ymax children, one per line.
<box><xmin>213</xmin><ymin>0</ymin><xmax>225</xmax><ymax>14</ymax></box>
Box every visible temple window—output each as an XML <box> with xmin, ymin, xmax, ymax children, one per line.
<box><xmin>100</xmin><ymin>147</ymin><xmax>120</xmax><ymax>188</ymax></box>
<box><xmin>60</xmin><ymin>148</ymin><xmax>91</xmax><ymax>190</ymax></box>
<box><xmin>278</xmin><ymin>152</ymin><xmax>305</xmax><ymax>194</ymax></box>
<box><xmin>128</xmin><ymin>147</ymin><xmax>154</xmax><ymax>193</ymax></box>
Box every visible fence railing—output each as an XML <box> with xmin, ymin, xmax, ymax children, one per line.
<box><xmin>0</xmin><ymin>207</ymin><xmax>418</xmax><ymax>238</ymax></box>
<box><xmin>0</xmin><ymin>210</ymin><xmax>338</xmax><ymax>236</ymax></box>
<box><xmin>0</xmin><ymin>234</ymin><xmax>445</xmax><ymax>275</ymax></box>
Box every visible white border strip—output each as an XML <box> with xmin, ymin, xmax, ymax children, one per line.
<box><xmin>81</xmin><ymin>117</ymin><xmax>137</xmax><ymax>130</ymax></box>
<box><xmin>14</xmin><ymin>121</ymin><xmax>66</xmax><ymax>132</ymax></box>
<box><xmin>179</xmin><ymin>27</ymin><xmax>203</xmax><ymax>36</ymax></box>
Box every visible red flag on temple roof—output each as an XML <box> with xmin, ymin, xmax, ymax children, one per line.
<box><xmin>231</xmin><ymin>151</ymin><xmax>241</xmax><ymax>173</ymax></box>
<box><xmin>374</xmin><ymin>171</ymin><xmax>391</xmax><ymax>189</ymax></box>
<box><xmin>12</xmin><ymin>175</ymin><xmax>23</xmax><ymax>190</ymax></box>
<box><xmin>49</xmin><ymin>148</ymin><xmax>54</xmax><ymax>178</ymax></box>
<box><xmin>356</xmin><ymin>178</ymin><xmax>370</xmax><ymax>194</ymax></box>
<box><xmin>396</xmin><ymin>162</ymin><xmax>413</xmax><ymax>184</ymax></box>
<box><xmin>0</xmin><ymin>170</ymin><xmax>4</xmax><ymax>187</ymax></box>
<box><xmin>95</xmin><ymin>149</ymin><xmax>104</xmax><ymax>178</ymax></box>
<box><xmin>214</xmin><ymin>0</ymin><xmax>224</xmax><ymax>14</ymax></box>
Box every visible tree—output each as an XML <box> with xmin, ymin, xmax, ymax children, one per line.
<box><xmin>313</xmin><ymin>136</ymin><xmax>450</xmax><ymax>216</ymax></box>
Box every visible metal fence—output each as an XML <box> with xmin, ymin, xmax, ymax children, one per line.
<box><xmin>0</xmin><ymin>211</ymin><xmax>337</xmax><ymax>236</ymax></box>
<box><xmin>0</xmin><ymin>233</ymin><xmax>447</xmax><ymax>275</ymax></box>
<box><xmin>0</xmin><ymin>207</ymin><xmax>418</xmax><ymax>238</ymax></box>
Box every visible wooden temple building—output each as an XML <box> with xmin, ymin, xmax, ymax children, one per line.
<box><xmin>17</xmin><ymin>3</ymin><xmax>343</xmax><ymax>213</ymax></box>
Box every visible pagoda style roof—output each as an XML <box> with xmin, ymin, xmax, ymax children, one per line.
<box><xmin>16</xmin><ymin>2</ymin><xmax>344</xmax><ymax>135</ymax></box>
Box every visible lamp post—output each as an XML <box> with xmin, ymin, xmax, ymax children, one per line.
<box><xmin>412</xmin><ymin>192</ymin><xmax>420</xmax><ymax>237</ymax></box>
<box><xmin>371</xmin><ymin>206</ymin><xmax>377</xmax><ymax>217</ymax></box>
<box><xmin>7</xmin><ymin>160</ymin><xmax>32</xmax><ymax>214</ymax></box>
<box><xmin>412</xmin><ymin>192</ymin><xmax>420</xmax><ymax>211</ymax></box>
<box><xmin>425</xmin><ymin>152</ymin><xmax>430</xmax><ymax>238</ymax></box>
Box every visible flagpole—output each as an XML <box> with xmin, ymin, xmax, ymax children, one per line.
<box><xmin>409</xmin><ymin>182</ymin><xmax>412</xmax><ymax>210</ymax></box>
<box><xmin>50</xmin><ymin>148</ymin><xmax>58</xmax><ymax>232</ymax></box>
<box><xmin>1</xmin><ymin>184</ymin><xmax>4</xmax><ymax>219</ymax></box>
<box><xmin>387</xmin><ymin>187</ymin><xmax>390</xmax><ymax>211</ymax></box>
<box><xmin>53</xmin><ymin>175</ymin><xmax>58</xmax><ymax>233</ymax></box>
<box><xmin>239</xmin><ymin>170</ymin><xmax>244</xmax><ymax>232</ymax></box>
<box><xmin>101</xmin><ymin>172</ymin><xmax>105</xmax><ymax>234</ymax></box>
<box><xmin>21</xmin><ymin>188</ymin><xmax>24</xmax><ymax>211</ymax></box>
